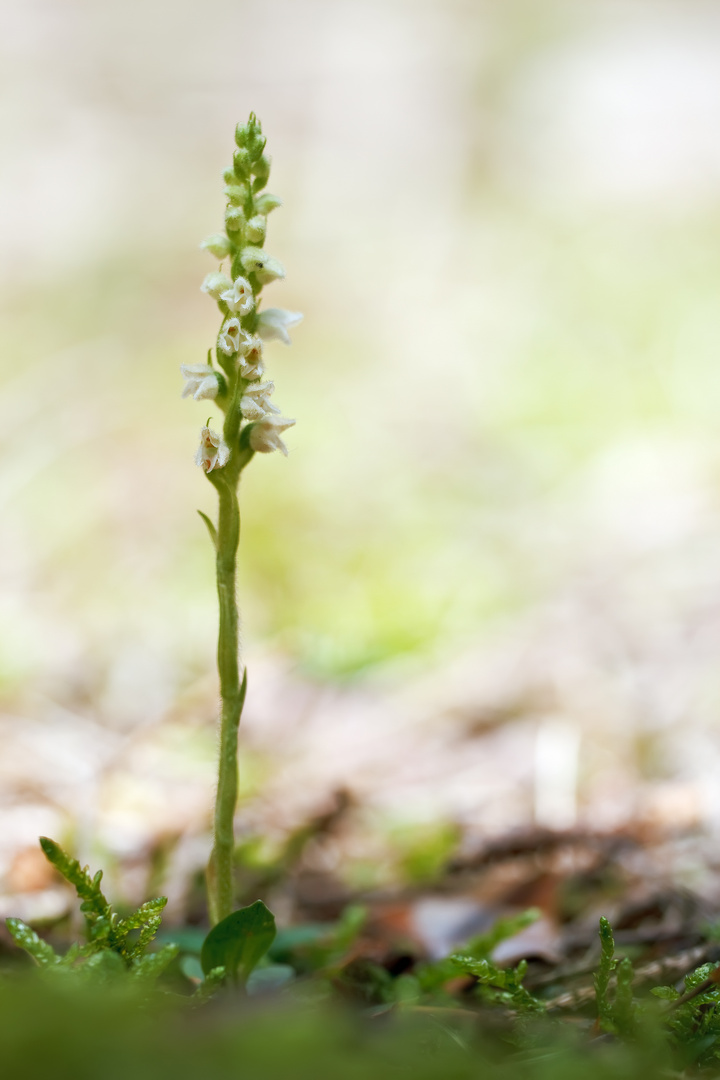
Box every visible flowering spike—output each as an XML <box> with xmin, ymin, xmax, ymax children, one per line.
<box><xmin>194</xmin><ymin>118</ymin><xmax>300</xmax><ymax>928</ymax></box>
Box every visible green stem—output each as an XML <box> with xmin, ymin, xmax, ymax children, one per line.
<box><xmin>207</xmin><ymin>472</ymin><xmax>246</xmax><ymax>925</ymax></box>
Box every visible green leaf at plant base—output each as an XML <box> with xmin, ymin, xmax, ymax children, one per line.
<box><xmin>201</xmin><ymin>900</ymin><xmax>276</xmax><ymax>986</ymax></box>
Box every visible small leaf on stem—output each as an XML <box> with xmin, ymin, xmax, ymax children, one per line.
<box><xmin>197</xmin><ymin>510</ymin><xmax>218</xmax><ymax>549</ymax></box>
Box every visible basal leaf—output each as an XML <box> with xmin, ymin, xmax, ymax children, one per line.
<box><xmin>201</xmin><ymin>900</ymin><xmax>276</xmax><ymax>986</ymax></box>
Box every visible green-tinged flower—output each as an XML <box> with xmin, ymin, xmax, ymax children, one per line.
<box><xmin>257</xmin><ymin>308</ymin><xmax>303</xmax><ymax>345</ymax></box>
<box><xmin>195</xmin><ymin>426</ymin><xmax>230</xmax><ymax>472</ymax></box>
<box><xmin>246</xmin><ymin>215</ymin><xmax>267</xmax><ymax>244</ymax></box>
<box><xmin>240</xmin><ymin>247</ymin><xmax>285</xmax><ymax>283</ymax></box>
<box><xmin>224</xmin><ymin>184</ymin><xmax>247</xmax><ymax>205</ymax></box>
<box><xmin>254</xmin><ymin>192</ymin><xmax>282</xmax><ymax>214</ymax></box>
<box><xmin>201</xmin><ymin>271</ymin><xmax>233</xmax><ymax>299</ymax></box>
<box><xmin>200</xmin><ymin>234</ymin><xmax>232</xmax><ymax>260</ymax></box>
<box><xmin>225</xmin><ymin>206</ymin><xmax>245</xmax><ymax>232</ymax></box>
<box><xmin>181</xmin><ymin>363</ymin><xmax>220</xmax><ymax>401</ymax></box>
<box><xmin>233</xmin><ymin>148</ymin><xmax>252</xmax><ymax>178</ymax></box>
<box><xmin>248</xmin><ymin>415</ymin><xmax>296</xmax><ymax>456</ymax></box>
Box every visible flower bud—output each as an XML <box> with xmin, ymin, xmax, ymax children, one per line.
<box><xmin>246</xmin><ymin>215</ymin><xmax>267</xmax><ymax>244</ymax></box>
<box><xmin>236</xmin><ymin>113</ymin><xmax>267</xmax><ymax>161</ymax></box>
<box><xmin>254</xmin><ymin>193</ymin><xmax>283</xmax><ymax>215</ymax></box>
<box><xmin>224</xmin><ymin>184</ymin><xmax>247</xmax><ymax>206</ymax></box>
<box><xmin>224</xmin><ymin>206</ymin><xmax>245</xmax><ymax>232</ymax></box>
<box><xmin>222</xmin><ymin>167</ymin><xmax>236</xmax><ymax>185</ymax></box>
<box><xmin>252</xmin><ymin>154</ymin><xmax>271</xmax><ymax>192</ymax></box>
<box><xmin>233</xmin><ymin>148</ymin><xmax>251</xmax><ymax>179</ymax></box>
<box><xmin>200</xmin><ymin>233</ymin><xmax>231</xmax><ymax>260</ymax></box>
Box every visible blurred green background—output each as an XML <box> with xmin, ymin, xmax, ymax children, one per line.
<box><xmin>4</xmin><ymin>0</ymin><xmax>720</xmax><ymax>905</ymax></box>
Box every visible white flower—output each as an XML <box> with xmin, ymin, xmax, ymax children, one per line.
<box><xmin>256</xmin><ymin>308</ymin><xmax>303</xmax><ymax>346</ymax></box>
<box><xmin>195</xmin><ymin>426</ymin><xmax>230</xmax><ymax>472</ymax></box>
<box><xmin>201</xmin><ymin>272</ymin><xmax>233</xmax><ymax>299</ymax></box>
<box><xmin>248</xmin><ymin>415</ymin><xmax>296</xmax><ymax>457</ymax></box>
<box><xmin>240</xmin><ymin>247</ymin><xmax>286</xmax><ymax>284</ymax></box>
<box><xmin>219</xmin><ymin>275</ymin><xmax>254</xmax><ymax>315</ymax></box>
<box><xmin>180</xmin><ymin>363</ymin><xmax>219</xmax><ymax>401</ymax></box>
<box><xmin>240</xmin><ymin>380</ymin><xmax>280</xmax><ymax>421</ymax></box>
<box><xmin>238</xmin><ymin>335</ymin><xmax>264</xmax><ymax>379</ymax></box>
<box><xmin>218</xmin><ymin>317</ymin><xmax>251</xmax><ymax>356</ymax></box>
<box><xmin>199</xmin><ymin>234</ymin><xmax>231</xmax><ymax>260</ymax></box>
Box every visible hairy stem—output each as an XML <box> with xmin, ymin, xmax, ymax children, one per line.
<box><xmin>207</xmin><ymin>473</ymin><xmax>246</xmax><ymax>925</ymax></box>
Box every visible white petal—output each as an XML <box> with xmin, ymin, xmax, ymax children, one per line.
<box><xmin>181</xmin><ymin>363</ymin><xmax>215</xmax><ymax>376</ymax></box>
<box><xmin>201</xmin><ymin>272</ymin><xmax>233</xmax><ymax>299</ymax></box>
<box><xmin>195</xmin><ymin>376</ymin><xmax>219</xmax><ymax>400</ymax></box>
<box><xmin>257</xmin><ymin>308</ymin><xmax>303</xmax><ymax>345</ymax></box>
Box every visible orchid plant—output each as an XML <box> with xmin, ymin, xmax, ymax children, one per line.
<box><xmin>5</xmin><ymin>115</ymin><xmax>296</xmax><ymax>985</ymax></box>
<box><xmin>188</xmin><ymin>114</ymin><xmax>301</xmax><ymax>926</ymax></box>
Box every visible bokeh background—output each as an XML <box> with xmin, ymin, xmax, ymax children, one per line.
<box><xmin>3</xmin><ymin>0</ymin><xmax>720</xmax><ymax>919</ymax></box>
